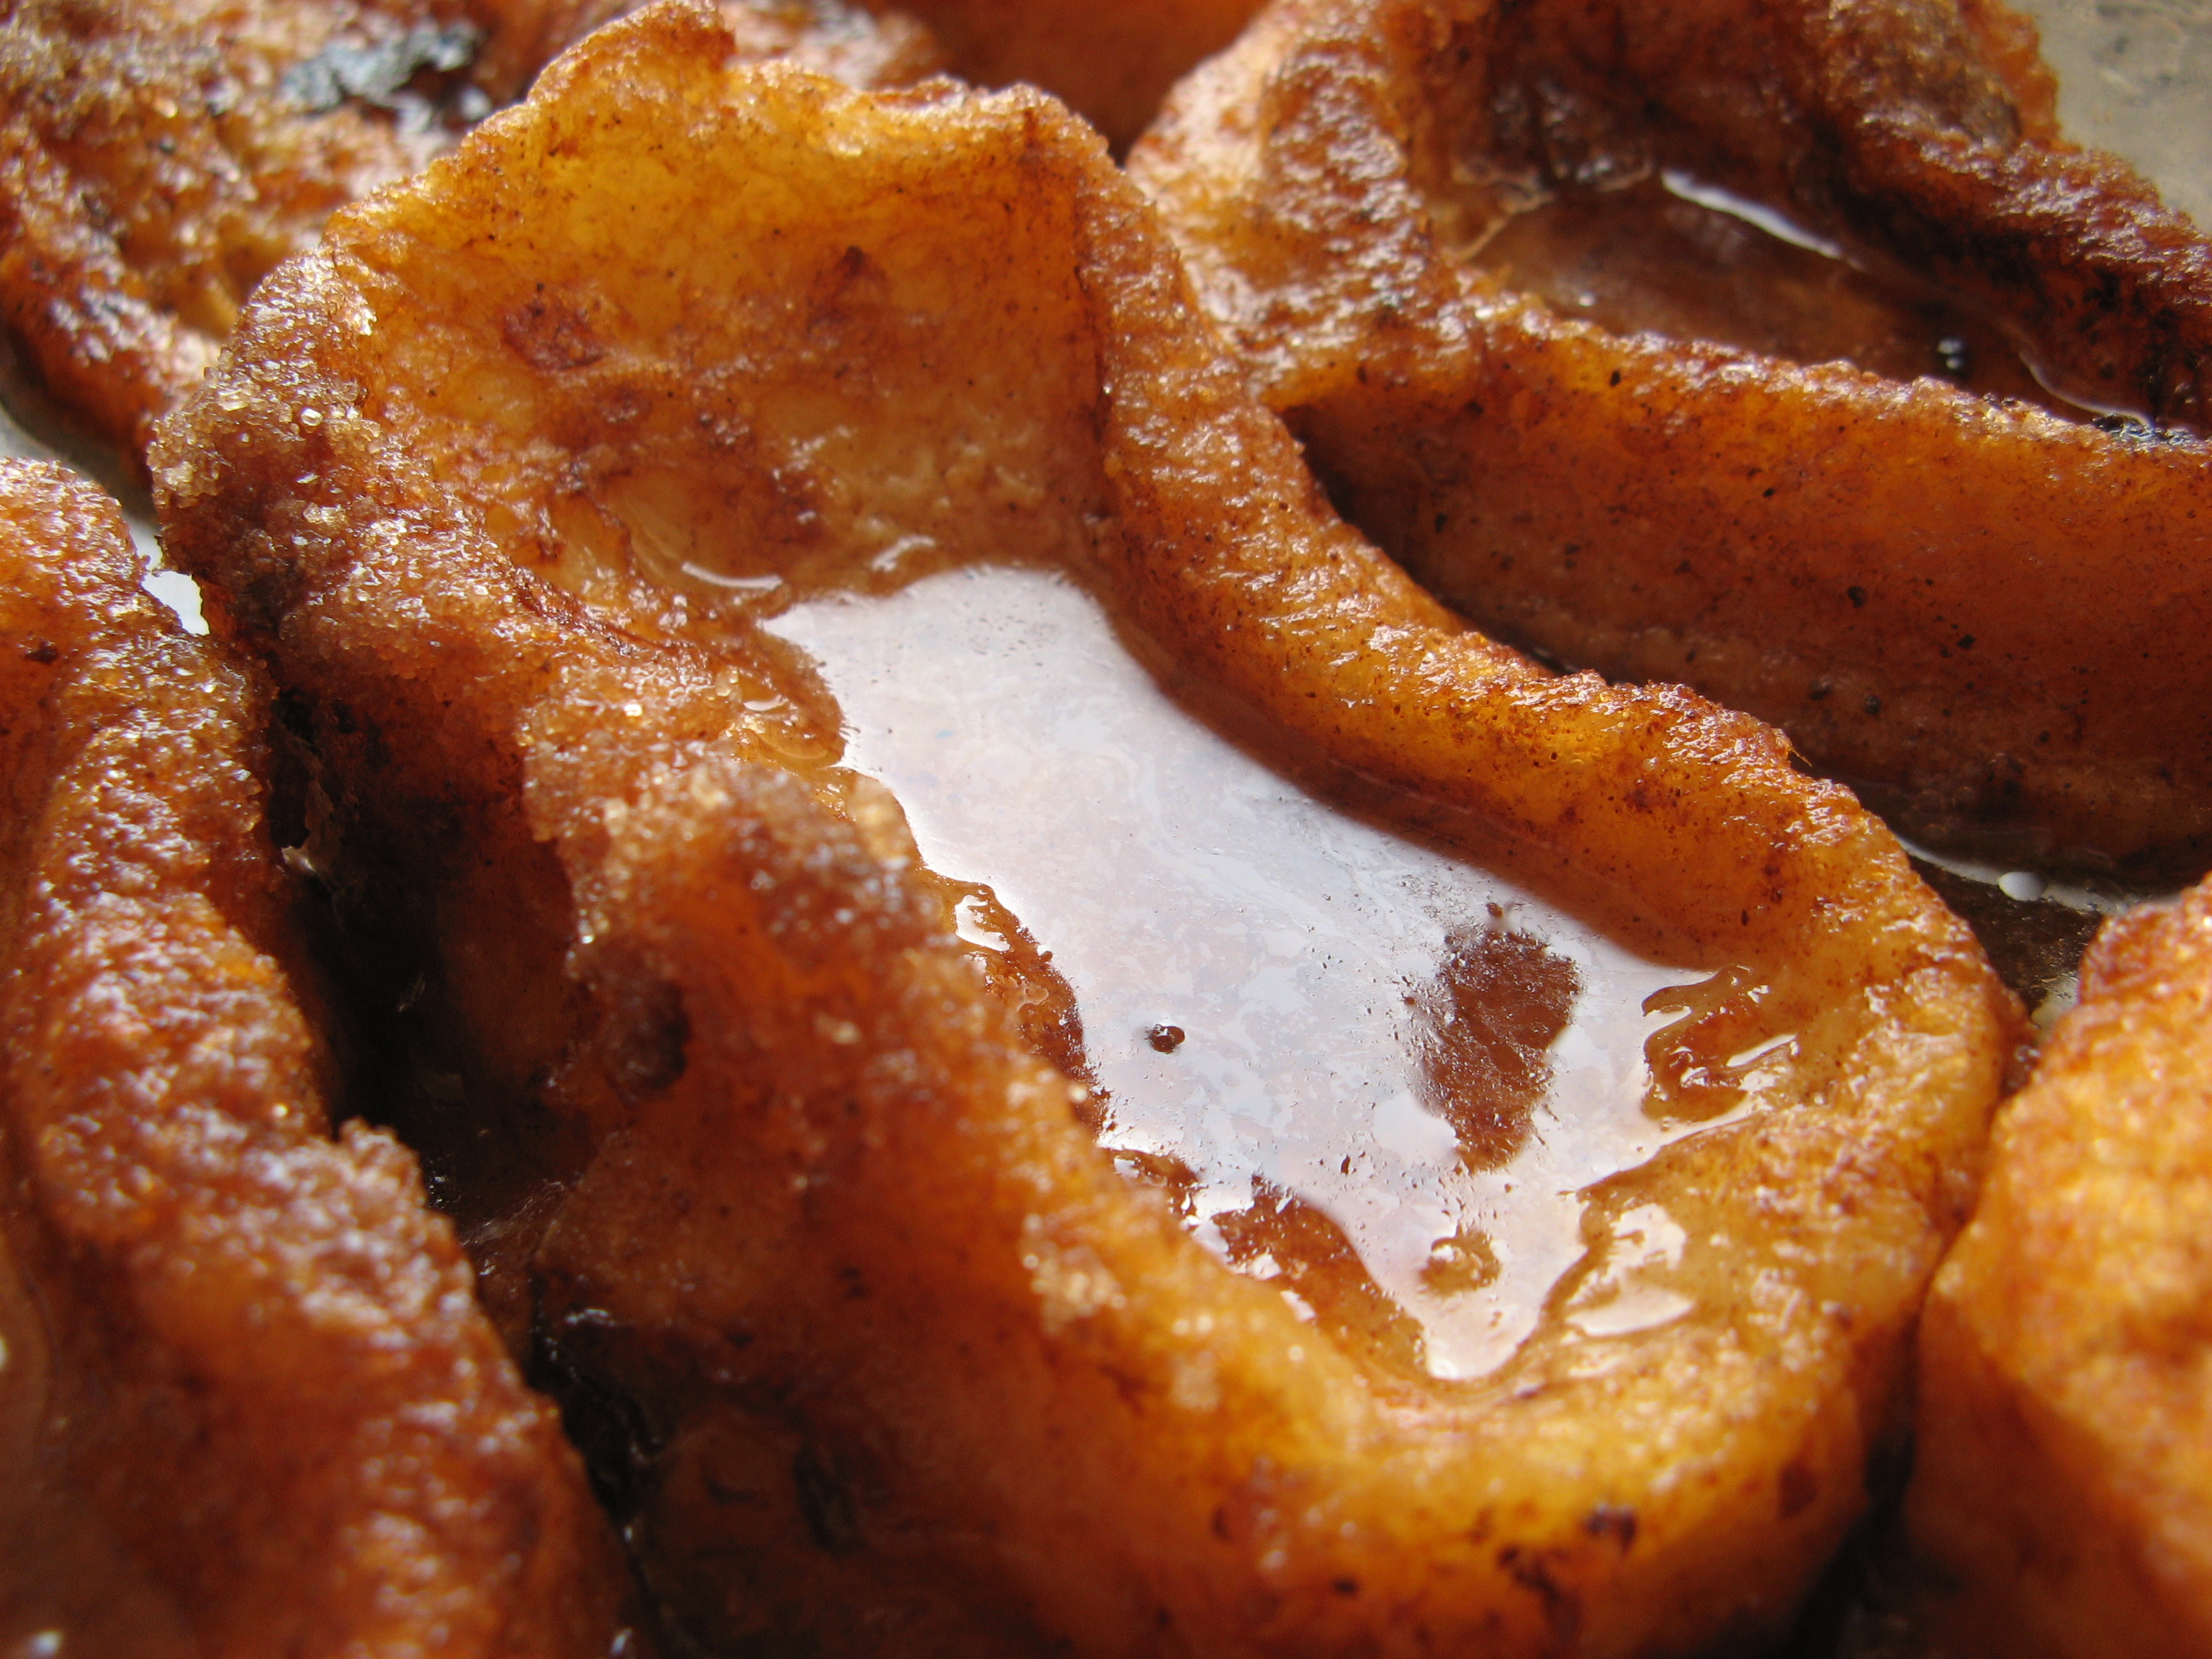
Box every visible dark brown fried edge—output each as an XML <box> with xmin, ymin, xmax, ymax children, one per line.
<box><xmin>0</xmin><ymin>459</ymin><xmax>641</xmax><ymax>1658</ymax></box>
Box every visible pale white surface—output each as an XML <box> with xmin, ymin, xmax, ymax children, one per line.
<box><xmin>2016</xmin><ymin>0</ymin><xmax>2212</xmax><ymax>227</ymax></box>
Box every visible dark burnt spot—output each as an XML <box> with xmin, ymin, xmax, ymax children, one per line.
<box><xmin>502</xmin><ymin>292</ymin><xmax>606</xmax><ymax>372</ymax></box>
<box><xmin>603</xmin><ymin>973</ymin><xmax>689</xmax><ymax>1104</ymax></box>
<box><xmin>1497</xmin><ymin>1545</ymin><xmax>1581</xmax><ymax>1645</ymax></box>
<box><xmin>807</xmin><ymin>245</ymin><xmax>894</xmax><ymax>341</ymax></box>
<box><xmin>274</xmin><ymin>685</ymin><xmax>315</xmax><ymax>742</ymax></box>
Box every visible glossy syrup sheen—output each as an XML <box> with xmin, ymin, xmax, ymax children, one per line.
<box><xmin>767</xmin><ymin>564</ymin><xmax>1773</xmax><ymax>1380</ymax></box>
<box><xmin>1461</xmin><ymin>171</ymin><xmax>2092</xmax><ymax>422</ymax></box>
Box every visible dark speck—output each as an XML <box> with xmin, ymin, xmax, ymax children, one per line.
<box><xmin>1584</xmin><ymin>1504</ymin><xmax>1637</xmax><ymax>1550</ymax></box>
<box><xmin>1863</xmin><ymin>694</ymin><xmax>1883</xmax><ymax>715</ymax></box>
<box><xmin>793</xmin><ymin>1446</ymin><xmax>863</xmax><ymax>1556</ymax></box>
<box><xmin>1846</xmin><ymin>585</ymin><xmax>1868</xmax><ymax>608</ymax></box>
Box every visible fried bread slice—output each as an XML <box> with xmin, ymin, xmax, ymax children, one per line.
<box><xmin>1130</xmin><ymin>0</ymin><xmax>2212</xmax><ymax>878</ymax></box>
<box><xmin>0</xmin><ymin>459</ymin><xmax>639</xmax><ymax>1657</ymax></box>
<box><xmin>0</xmin><ymin>0</ymin><xmax>941</xmax><ymax>465</ymax></box>
<box><xmin>1907</xmin><ymin>878</ymin><xmax>2212</xmax><ymax>1658</ymax></box>
<box><xmin>156</xmin><ymin>9</ymin><xmax>2019</xmax><ymax>1650</ymax></box>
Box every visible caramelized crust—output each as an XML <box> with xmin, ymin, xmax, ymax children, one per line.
<box><xmin>0</xmin><ymin>461</ymin><xmax>638</xmax><ymax>1658</ymax></box>
<box><xmin>1907</xmin><ymin>881</ymin><xmax>2212</xmax><ymax>1658</ymax></box>
<box><xmin>1130</xmin><ymin>0</ymin><xmax>2212</xmax><ymax>877</ymax></box>
<box><xmin>0</xmin><ymin>0</ymin><xmax>941</xmax><ymax>467</ymax></box>
<box><xmin>155</xmin><ymin>8</ymin><xmax>2017</xmax><ymax>1653</ymax></box>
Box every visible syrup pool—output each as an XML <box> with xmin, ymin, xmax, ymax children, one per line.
<box><xmin>767</xmin><ymin>564</ymin><xmax>1735</xmax><ymax>1380</ymax></box>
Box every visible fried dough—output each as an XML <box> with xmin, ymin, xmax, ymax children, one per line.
<box><xmin>154</xmin><ymin>5</ymin><xmax>2019</xmax><ymax>1652</ymax></box>
<box><xmin>1905</xmin><ymin>878</ymin><xmax>2212</xmax><ymax>1658</ymax></box>
<box><xmin>0</xmin><ymin>0</ymin><xmax>942</xmax><ymax>467</ymax></box>
<box><xmin>1129</xmin><ymin>0</ymin><xmax>2212</xmax><ymax>879</ymax></box>
<box><xmin>0</xmin><ymin>459</ymin><xmax>639</xmax><ymax>1657</ymax></box>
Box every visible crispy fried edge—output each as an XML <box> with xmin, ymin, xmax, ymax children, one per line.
<box><xmin>1907</xmin><ymin>881</ymin><xmax>2212</xmax><ymax>1658</ymax></box>
<box><xmin>0</xmin><ymin>459</ymin><xmax>642</xmax><ymax>1658</ymax></box>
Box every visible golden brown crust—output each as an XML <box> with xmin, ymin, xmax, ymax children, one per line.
<box><xmin>0</xmin><ymin>459</ymin><xmax>639</xmax><ymax>1658</ymax></box>
<box><xmin>0</xmin><ymin>0</ymin><xmax>943</xmax><ymax>470</ymax></box>
<box><xmin>0</xmin><ymin>0</ymin><xmax>468</xmax><ymax>463</ymax></box>
<box><xmin>1129</xmin><ymin>0</ymin><xmax>2212</xmax><ymax>878</ymax></box>
<box><xmin>155</xmin><ymin>6</ymin><xmax>2017</xmax><ymax>1651</ymax></box>
<box><xmin>1907</xmin><ymin>881</ymin><xmax>2212</xmax><ymax>1659</ymax></box>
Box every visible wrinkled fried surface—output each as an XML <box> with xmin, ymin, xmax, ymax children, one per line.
<box><xmin>1906</xmin><ymin>880</ymin><xmax>2212</xmax><ymax>1659</ymax></box>
<box><xmin>0</xmin><ymin>0</ymin><xmax>940</xmax><ymax>467</ymax></box>
<box><xmin>1130</xmin><ymin>0</ymin><xmax>2212</xmax><ymax>879</ymax></box>
<box><xmin>155</xmin><ymin>5</ymin><xmax>2018</xmax><ymax>1653</ymax></box>
<box><xmin>0</xmin><ymin>460</ymin><xmax>639</xmax><ymax>1658</ymax></box>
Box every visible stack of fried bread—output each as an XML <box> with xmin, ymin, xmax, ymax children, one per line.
<box><xmin>1</xmin><ymin>0</ymin><xmax>2208</xmax><ymax>1653</ymax></box>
